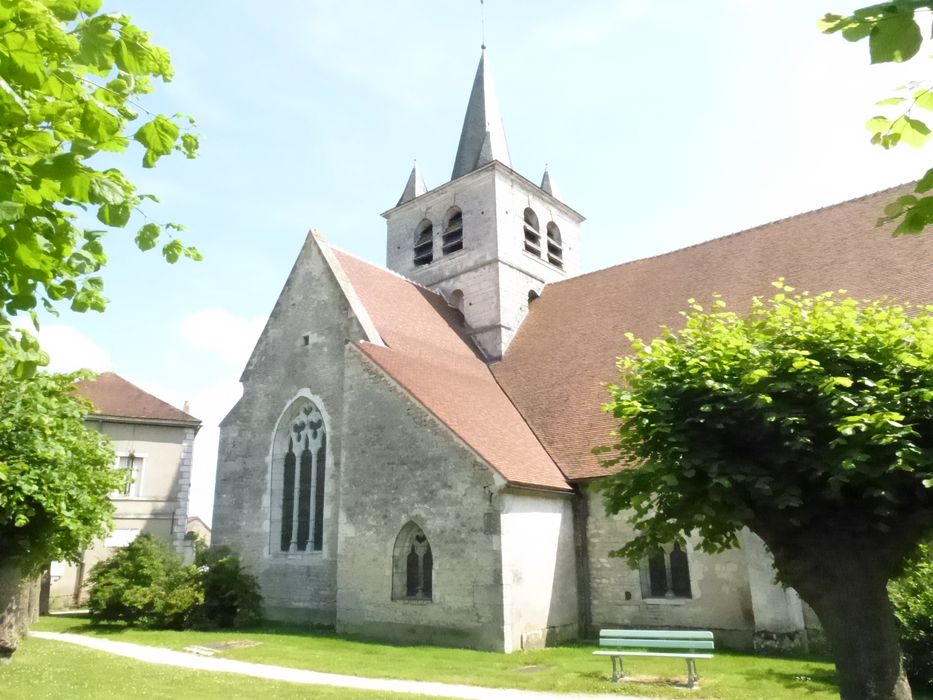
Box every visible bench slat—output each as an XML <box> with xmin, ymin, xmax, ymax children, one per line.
<box><xmin>594</xmin><ymin>651</ymin><xmax>714</xmax><ymax>659</ymax></box>
<box><xmin>599</xmin><ymin>629</ymin><xmax>714</xmax><ymax>641</ymax></box>
<box><xmin>599</xmin><ymin>639</ymin><xmax>714</xmax><ymax>651</ymax></box>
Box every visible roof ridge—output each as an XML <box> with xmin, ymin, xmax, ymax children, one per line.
<box><xmin>547</xmin><ymin>181</ymin><xmax>913</xmax><ymax>289</ymax></box>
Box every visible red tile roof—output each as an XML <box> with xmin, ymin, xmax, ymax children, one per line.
<box><xmin>493</xmin><ymin>184</ymin><xmax>933</xmax><ymax>480</ymax></box>
<box><xmin>75</xmin><ymin>372</ymin><xmax>200</xmax><ymax>426</ymax></box>
<box><xmin>331</xmin><ymin>249</ymin><xmax>571</xmax><ymax>491</ymax></box>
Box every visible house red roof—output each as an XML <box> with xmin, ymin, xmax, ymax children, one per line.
<box><xmin>75</xmin><ymin>372</ymin><xmax>200</xmax><ymax>426</ymax></box>
<box><xmin>331</xmin><ymin>249</ymin><xmax>571</xmax><ymax>491</ymax></box>
<box><xmin>493</xmin><ymin>184</ymin><xmax>933</xmax><ymax>480</ymax></box>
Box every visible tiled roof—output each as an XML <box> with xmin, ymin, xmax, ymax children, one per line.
<box><xmin>493</xmin><ymin>184</ymin><xmax>933</xmax><ymax>480</ymax></box>
<box><xmin>75</xmin><ymin>372</ymin><xmax>200</xmax><ymax>426</ymax></box>
<box><xmin>331</xmin><ymin>249</ymin><xmax>571</xmax><ymax>492</ymax></box>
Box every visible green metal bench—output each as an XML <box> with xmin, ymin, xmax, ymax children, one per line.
<box><xmin>593</xmin><ymin>629</ymin><xmax>715</xmax><ymax>688</ymax></box>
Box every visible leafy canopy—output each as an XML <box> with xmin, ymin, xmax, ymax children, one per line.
<box><xmin>598</xmin><ymin>282</ymin><xmax>933</xmax><ymax>566</ymax></box>
<box><xmin>0</xmin><ymin>361</ymin><xmax>120</xmax><ymax>571</ymax></box>
<box><xmin>821</xmin><ymin>2</ymin><xmax>933</xmax><ymax>235</ymax></box>
<box><xmin>0</xmin><ymin>0</ymin><xmax>200</xmax><ymax>375</ymax></box>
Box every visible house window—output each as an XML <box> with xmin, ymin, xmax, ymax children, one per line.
<box><xmin>272</xmin><ymin>397</ymin><xmax>327</xmax><ymax>553</ymax></box>
<box><xmin>393</xmin><ymin>522</ymin><xmax>433</xmax><ymax>601</ymax></box>
<box><xmin>442</xmin><ymin>207</ymin><xmax>463</xmax><ymax>255</ymax></box>
<box><xmin>117</xmin><ymin>454</ymin><xmax>144</xmax><ymax>497</ymax></box>
<box><xmin>546</xmin><ymin>222</ymin><xmax>563</xmax><ymax>268</ymax></box>
<box><xmin>523</xmin><ymin>208</ymin><xmax>541</xmax><ymax>256</ymax></box>
<box><xmin>413</xmin><ymin>219</ymin><xmax>433</xmax><ymax>266</ymax></box>
<box><xmin>644</xmin><ymin>542</ymin><xmax>692</xmax><ymax>599</ymax></box>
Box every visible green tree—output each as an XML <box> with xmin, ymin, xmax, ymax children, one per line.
<box><xmin>890</xmin><ymin>542</ymin><xmax>933</xmax><ymax>689</ymax></box>
<box><xmin>598</xmin><ymin>283</ymin><xmax>933</xmax><ymax>700</ymax></box>
<box><xmin>821</xmin><ymin>2</ymin><xmax>933</xmax><ymax>235</ymax></box>
<box><xmin>0</xmin><ymin>362</ymin><xmax>119</xmax><ymax>658</ymax></box>
<box><xmin>0</xmin><ymin>0</ymin><xmax>199</xmax><ymax>376</ymax></box>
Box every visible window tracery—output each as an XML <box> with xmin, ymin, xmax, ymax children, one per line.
<box><xmin>393</xmin><ymin>523</ymin><xmax>433</xmax><ymax>600</ymax></box>
<box><xmin>273</xmin><ymin>398</ymin><xmax>327</xmax><ymax>553</ymax></box>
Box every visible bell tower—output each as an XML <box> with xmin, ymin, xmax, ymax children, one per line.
<box><xmin>383</xmin><ymin>50</ymin><xmax>584</xmax><ymax>360</ymax></box>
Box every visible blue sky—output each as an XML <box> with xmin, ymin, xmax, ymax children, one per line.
<box><xmin>37</xmin><ymin>1</ymin><xmax>931</xmax><ymax>522</ymax></box>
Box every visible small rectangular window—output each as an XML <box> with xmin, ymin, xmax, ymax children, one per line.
<box><xmin>117</xmin><ymin>455</ymin><xmax>144</xmax><ymax>497</ymax></box>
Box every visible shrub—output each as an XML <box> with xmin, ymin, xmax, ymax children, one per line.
<box><xmin>88</xmin><ymin>534</ymin><xmax>201</xmax><ymax>629</ymax></box>
<box><xmin>88</xmin><ymin>535</ymin><xmax>262</xmax><ymax>630</ymax></box>
<box><xmin>890</xmin><ymin>542</ymin><xmax>933</xmax><ymax>689</ymax></box>
<box><xmin>191</xmin><ymin>544</ymin><xmax>262</xmax><ymax>629</ymax></box>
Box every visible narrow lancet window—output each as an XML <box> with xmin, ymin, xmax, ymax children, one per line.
<box><xmin>414</xmin><ymin>219</ymin><xmax>434</xmax><ymax>266</ymax></box>
<box><xmin>274</xmin><ymin>398</ymin><xmax>327</xmax><ymax>554</ymax></box>
<box><xmin>644</xmin><ymin>542</ymin><xmax>692</xmax><ymax>599</ymax></box>
<box><xmin>546</xmin><ymin>222</ymin><xmax>563</xmax><ymax>268</ymax></box>
<box><xmin>442</xmin><ymin>207</ymin><xmax>463</xmax><ymax>255</ymax></box>
<box><xmin>523</xmin><ymin>208</ymin><xmax>541</xmax><ymax>256</ymax></box>
<box><xmin>393</xmin><ymin>523</ymin><xmax>434</xmax><ymax>601</ymax></box>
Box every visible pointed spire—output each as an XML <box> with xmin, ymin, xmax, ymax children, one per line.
<box><xmin>451</xmin><ymin>50</ymin><xmax>511</xmax><ymax>180</ymax></box>
<box><xmin>397</xmin><ymin>161</ymin><xmax>427</xmax><ymax>206</ymax></box>
<box><xmin>540</xmin><ymin>165</ymin><xmax>561</xmax><ymax>200</ymax></box>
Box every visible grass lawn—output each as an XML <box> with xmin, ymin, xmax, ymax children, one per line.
<box><xmin>1</xmin><ymin>636</ymin><xmax>438</xmax><ymax>700</ymax></box>
<box><xmin>32</xmin><ymin>614</ymin><xmax>850</xmax><ymax>699</ymax></box>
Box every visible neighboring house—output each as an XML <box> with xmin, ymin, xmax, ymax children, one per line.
<box><xmin>47</xmin><ymin>373</ymin><xmax>200</xmax><ymax>610</ymax></box>
<box><xmin>212</xmin><ymin>50</ymin><xmax>933</xmax><ymax>652</ymax></box>
<box><xmin>186</xmin><ymin>515</ymin><xmax>212</xmax><ymax>546</ymax></box>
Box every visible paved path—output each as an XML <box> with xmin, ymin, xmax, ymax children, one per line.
<box><xmin>31</xmin><ymin>631</ymin><xmax>646</xmax><ymax>700</ymax></box>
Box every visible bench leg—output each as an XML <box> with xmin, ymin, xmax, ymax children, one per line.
<box><xmin>686</xmin><ymin>658</ymin><xmax>699</xmax><ymax>689</ymax></box>
<box><xmin>611</xmin><ymin>656</ymin><xmax>625</xmax><ymax>682</ymax></box>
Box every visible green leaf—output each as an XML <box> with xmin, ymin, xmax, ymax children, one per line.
<box><xmin>876</xmin><ymin>96</ymin><xmax>906</xmax><ymax>106</ymax></box>
<box><xmin>76</xmin><ymin>0</ymin><xmax>103</xmax><ymax>12</ymax></box>
<box><xmin>162</xmin><ymin>239</ymin><xmax>183</xmax><ymax>263</ymax></box>
<box><xmin>0</xmin><ymin>201</ymin><xmax>24</xmax><ymax>223</ymax></box>
<box><xmin>869</xmin><ymin>13</ymin><xmax>923</xmax><ymax>63</ymax></box>
<box><xmin>842</xmin><ymin>22</ymin><xmax>872</xmax><ymax>42</ymax></box>
<box><xmin>134</xmin><ymin>116</ymin><xmax>179</xmax><ymax>167</ymax></box>
<box><xmin>81</xmin><ymin>101</ymin><xmax>121</xmax><ymax>143</ymax></box>
<box><xmin>135</xmin><ymin>223</ymin><xmax>160</xmax><ymax>251</ymax></box>
<box><xmin>915</xmin><ymin>90</ymin><xmax>933</xmax><ymax>112</ymax></box>
<box><xmin>915</xmin><ymin>168</ymin><xmax>933</xmax><ymax>194</ymax></box>
<box><xmin>96</xmin><ymin>203</ymin><xmax>131</xmax><ymax>227</ymax></box>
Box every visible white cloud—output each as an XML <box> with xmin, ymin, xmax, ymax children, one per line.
<box><xmin>20</xmin><ymin>323</ymin><xmax>114</xmax><ymax>373</ymax></box>
<box><xmin>177</xmin><ymin>308</ymin><xmax>265</xmax><ymax>368</ymax></box>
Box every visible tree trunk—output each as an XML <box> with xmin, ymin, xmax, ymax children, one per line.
<box><xmin>791</xmin><ymin>561</ymin><xmax>911</xmax><ymax>699</ymax></box>
<box><xmin>0</xmin><ymin>560</ymin><xmax>23</xmax><ymax>663</ymax></box>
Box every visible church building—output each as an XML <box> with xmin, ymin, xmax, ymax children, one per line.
<box><xmin>212</xmin><ymin>51</ymin><xmax>933</xmax><ymax>652</ymax></box>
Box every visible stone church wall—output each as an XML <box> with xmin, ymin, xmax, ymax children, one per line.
<box><xmin>583</xmin><ymin>486</ymin><xmax>758</xmax><ymax>650</ymax></box>
<box><xmin>335</xmin><ymin>348</ymin><xmax>508</xmax><ymax>650</ymax></box>
<box><xmin>499</xmin><ymin>491</ymin><xmax>578</xmax><ymax>651</ymax></box>
<box><xmin>213</xmin><ymin>238</ymin><xmax>363</xmax><ymax>625</ymax></box>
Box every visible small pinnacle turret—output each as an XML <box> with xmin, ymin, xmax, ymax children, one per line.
<box><xmin>540</xmin><ymin>167</ymin><xmax>560</xmax><ymax>200</ymax></box>
<box><xmin>397</xmin><ymin>162</ymin><xmax>428</xmax><ymax>206</ymax></box>
<box><xmin>451</xmin><ymin>50</ymin><xmax>511</xmax><ymax>179</ymax></box>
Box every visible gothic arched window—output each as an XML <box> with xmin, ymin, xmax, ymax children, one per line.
<box><xmin>414</xmin><ymin>219</ymin><xmax>434</xmax><ymax>266</ymax></box>
<box><xmin>523</xmin><ymin>208</ymin><xmax>541</xmax><ymax>256</ymax></box>
<box><xmin>546</xmin><ymin>222</ymin><xmax>563</xmax><ymax>268</ymax></box>
<box><xmin>271</xmin><ymin>397</ymin><xmax>327</xmax><ymax>553</ymax></box>
<box><xmin>643</xmin><ymin>542</ymin><xmax>692</xmax><ymax>599</ymax></box>
<box><xmin>442</xmin><ymin>207</ymin><xmax>463</xmax><ymax>255</ymax></box>
<box><xmin>392</xmin><ymin>522</ymin><xmax>433</xmax><ymax>601</ymax></box>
